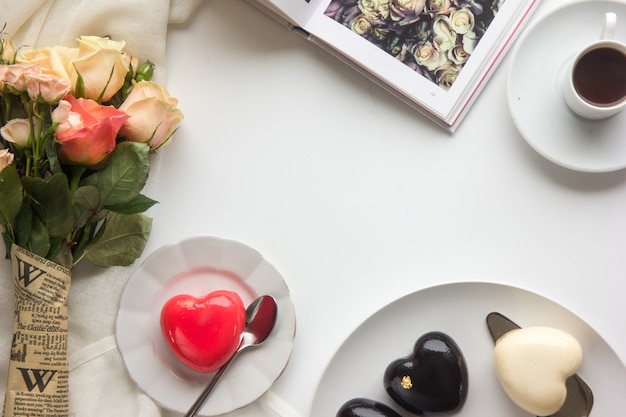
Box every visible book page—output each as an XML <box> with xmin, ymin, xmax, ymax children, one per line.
<box><xmin>301</xmin><ymin>0</ymin><xmax>537</xmax><ymax>123</ymax></box>
<box><xmin>257</xmin><ymin>0</ymin><xmax>329</xmax><ymax>28</ymax></box>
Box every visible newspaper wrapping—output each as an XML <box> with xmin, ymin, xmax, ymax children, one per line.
<box><xmin>2</xmin><ymin>244</ymin><xmax>70</xmax><ymax>417</ymax></box>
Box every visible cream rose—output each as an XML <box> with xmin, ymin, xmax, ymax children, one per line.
<box><xmin>350</xmin><ymin>15</ymin><xmax>374</xmax><ymax>36</ymax></box>
<box><xmin>358</xmin><ymin>0</ymin><xmax>391</xmax><ymax>19</ymax></box>
<box><xmin>0</xmin><ymin>118</ymin><xmax>37</xmax><ymax>148</ymax></box>
<box><xmin>448</xmin><ymin>44</ymin><xmax>471</xmax><ymax>65</ymax></box>
<box><xmin>414</xmin><ymin>41</ymin><xmax>448</xmax><ymax>71</ymax></box>
<box><xmin>118</xmin><ymin>81</ymin><xmax>184</xmax><ymax>149</ymax></box>
<box><xmin>432</xmin><ymin>16</ymin><xmax>457</xmax><ymax>52</ymax></box>
<box><xmin>426</xmin><ymin>0</ymin><xmax>454</xmax><ymax>15</ymax></box>
<box><xmin>392</xmin><ymin>0</ymin><xmax>426</xmax><ymax>18</ymax></box>
<box><xmin>462</xmin><ymin>30</ymin><xmax>479</xmax><ymax>54</ymax></box>
<box><xmin>449</xmin><ymin>8</ymin><xmax>475</xmax><ymax>35</ymax></box>
<box><xmin>1</xmin><ymin>39</ymin><xmax>14</xmax><ymax>63</ymax></box>
<box><xmin>71</xmin><ymin>36</ymin><xmax>132</xmax><ymax>102</ymax></box>
<box><xmin>437</xmin><ymin>61</ymin><xmax>460</xmax><ymax>89</ymax></box>
<box><xmin>0</xmin><ymin>148</ymin><xmax>15</xmax><ymax>171</ymax></box>
<box><xmin>378</xmin><ymin>0</ymin><xmax>391</xmax><ymax>19</ymax></box>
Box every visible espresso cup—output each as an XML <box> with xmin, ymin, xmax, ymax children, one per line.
<box><xmin>562</xmin><ymin>12</ymin><xmax>626</xmax><ymax>120</ymax></box>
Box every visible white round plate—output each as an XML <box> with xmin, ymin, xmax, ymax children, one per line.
<box><xmin>507</xmin><ymin>0</ymin><xmax>626</xmax><ymax>173</ymax></box>
<box><xmin>309</xmin><ymin>282</ymin><xmax>626</xmax><ymax>416</ymax></box>
<box><xmin>116</xmin><ymin>236</ymin><xmax>296</xmax><ymax>416</ymax></box>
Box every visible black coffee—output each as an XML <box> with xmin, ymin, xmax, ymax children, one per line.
<box><xmin>572</xmin><ymin>46</ymin><xmax>626</xmax><ymax>106</ymax></box>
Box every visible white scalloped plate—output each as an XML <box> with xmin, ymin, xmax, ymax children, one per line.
<box><xmin>310</xmin><ymin>282</ymin><xmax>626</xmax><ymax>416</ymax></box>
<box><xmin>116</xmin><ymin>236</ymin><xmax>296</xmax><ymax>416</ymax></box>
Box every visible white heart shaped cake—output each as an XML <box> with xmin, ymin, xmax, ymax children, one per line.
<box><xmin>493</xmin><ymin>326</ymin><xmax>583</xmax><ymax>416</ymax></box>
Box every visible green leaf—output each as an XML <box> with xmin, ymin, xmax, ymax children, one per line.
<box><xmin>45</xmin><ymin>138</ymin><xmax>62</xmax><ymax>175</ymax></box>
<box><xmin>21</xmin><ymin>173</ymin><xmax>74</xmax><ymax>237</ymax></box>
<box><xmin>14</xmin><ymin>201</ymin><xmax>33</xmax><ymax>248</ymax></box>
<box><xmin>74</xmin><ymin>66</ymin><xmax>86</xmax><ymax>99</ymax></box>
<box><xmin>73</xmin><ymin>185</ymin><xmax>101</xmax><ymax>228</ymax></box>
<box><xmin>27</xmin><ymin>214</ymin><xmax>50</xmax><ymax>257</ymax></box>
<box><xmin>82</xmin><ymin>212</ymin><xmax>152</xmax><ymax>267</ymax></box>
<box><xmin>46</xmin><ymin>236</ymin><xmax>63</xmax><ymax>261</ymax></box>
<box><xmin>52</xmin><ymin>241</ymin><xmax>73</xmax><ymax>269</ymax></box>
<box><xmin>105</xmin><ymin>193</ymin><xmax>158</xmax><ymax>214</ymax></box>
<box><xmin>84</xmin><ymin>142</ymin><xmax>150</xmax><ymax>207</ymax></box>
<box><xmin>0</xmin><ymin>165</ymin><xmax>23</xmax><ymax>226</ymax></box>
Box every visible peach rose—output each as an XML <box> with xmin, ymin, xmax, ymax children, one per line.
<box><xmin>17</xmin><ymin>36</ymin><xmax>133</xmax><ymax>102</ymax></box>
<box><xmin>17</xmin><ymin>46</ymin><xmax>77</xmax><ymax>80</ymax></box>
<box><xmin>0</xmin><ymin>149</ymin><xmax>14</xmax><ymax>171</ymax></box>
<box><xmin>118</xmin><ymin>81</ymin><xmax>183</xmax><ymax>149</ymax></box>
<box><xmin>52</xmin><ymin>96</ymin><xmax>129</xmax><ymax>167</ymax></box>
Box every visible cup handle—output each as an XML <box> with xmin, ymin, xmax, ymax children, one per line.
<box><xmin>601</xmin><ymin>12</ymin><xmax>617</xmax><ymax>39</ymax></box>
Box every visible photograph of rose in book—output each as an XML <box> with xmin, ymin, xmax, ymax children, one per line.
<box><xmin>324</xmin><ymin>0</ymin><xmax>505</xmax><ymax>90</ymax></box>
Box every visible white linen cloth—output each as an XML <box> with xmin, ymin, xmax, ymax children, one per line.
<box><xmin>0</xmin><ymin>1</ymin><xmax>301</xmax><ymax>416</ymax></box>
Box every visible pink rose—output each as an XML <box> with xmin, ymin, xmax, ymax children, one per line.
<box><xmin>0</xmin><ymin>63</ymin><xmax>39</xmax><ymax>93</ymax></box>
<box><xmin>118</xmin><ymin>81</ymin><xmax>183</xmax><ymax>149</ymax></box>
<box><xmin>25</xmin><ymin>72</ymin><xmax>71</xmax><ymax>104</ymax></box>
<box><xmin>52</xmin><ymin>96</ymin><xmax>129</xmax><ymax>168</ymax></box>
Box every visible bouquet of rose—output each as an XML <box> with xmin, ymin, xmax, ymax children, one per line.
<box><xmin>0</xmin><ymin>34</ymin><xmax>183</xmax><ymax>416</ymax></box>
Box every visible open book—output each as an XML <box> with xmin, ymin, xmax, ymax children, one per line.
<box><xmin>247</xmin><ymin>0</ymin><xmax>539</xmax><ymax>131</ymax></box>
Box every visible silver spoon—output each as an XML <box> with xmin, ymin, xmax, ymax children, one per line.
<box><xmin>486</xmin><ymin>312</ymin><xmax>593</xmax><ymax>417</ymax></box>
<box><xmin>184</xmin><ymin>295</ymin><xmax>278</xmax><ymax>417</ymax></box>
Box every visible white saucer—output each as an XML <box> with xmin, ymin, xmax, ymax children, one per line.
<box><xmin>507</xmin><ymin>0</ymin><xmax>626</xmax><ymax>173</ymax></box>
<box><xmin>310</xmin><ymin>282</ymin><xmax>626</xmax><ymax>416</ymax></box>
<box><xmin>115</xmin><ymin>236</ymin><xmax>296</xmax><ymax>416</ymax></box>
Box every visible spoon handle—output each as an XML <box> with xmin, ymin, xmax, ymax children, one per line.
<box><xmin>184</xmin><ymin>351</ymin><xmax>239</xmax><ymax>417</ymax></box>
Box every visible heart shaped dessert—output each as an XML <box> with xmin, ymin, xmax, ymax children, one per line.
<box><xmin>383</xmin><ymin>331</ymin><xmax>468</xmax><ymax>415</ymax></box>
<box><xmin>493</xmin><ymin>326</ymin><xmax>583</xmax><ymax>416</ymax></box>
<box><xmin>160</xmin><ymin>290</ymin><xmax>246</xmax><ymax>373</ymax></box>
<box><xmin>337</xmin><ymin>398</ymin><xmax>402</xmax><ymax>417</ymax></box>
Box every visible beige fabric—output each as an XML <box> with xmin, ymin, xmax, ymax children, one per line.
<box><xmin>0</xmin><ymin>0</ymin><xmax>204</xmax><ymax>82</ymax></box>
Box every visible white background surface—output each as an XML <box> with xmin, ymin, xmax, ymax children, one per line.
<box><xmin>148</xmin><ymin>0</ymin><xmax>626</xmax><ymax>414</ymax></box>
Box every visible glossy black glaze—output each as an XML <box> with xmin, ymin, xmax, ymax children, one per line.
<box><xmin>383</xmin><ymin>331</ymin><xmax>468</xmax><ymax>415</ymax></box>
<box><xmin>337</xmin><ymin>398</ymin><xmax>403</xmax><ymax>417</ymax></box>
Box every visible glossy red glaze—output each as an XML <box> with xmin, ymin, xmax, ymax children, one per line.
<box><xmin>160</xmin><ymin>290</ymin><xmax>246</xmax><ymax>373</ymax></box>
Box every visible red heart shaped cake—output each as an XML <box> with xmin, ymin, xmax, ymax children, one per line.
<box><xmin>160</xmin><ymin>290</ymin><xmax>246</xmax><ymax>373</ymax></box>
